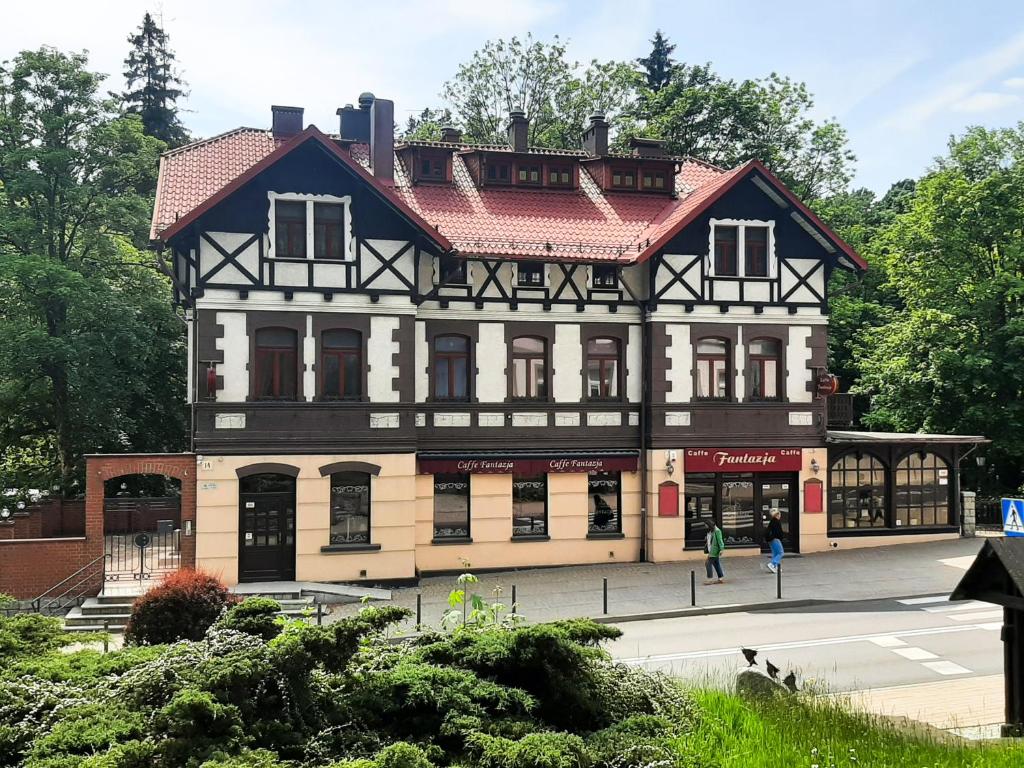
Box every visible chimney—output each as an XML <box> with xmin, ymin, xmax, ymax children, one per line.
<box><xmin>583</xmin><ymin>113</ymin><xmax>609</xmax><ymax>157</ymax></box>
<box><xmin>337</xmin><ymin>92</ymin><xmax>373</xmax><ymax>142</ymax></box>
<box><xmin>507</xmin><ymin>108</ymin><xmax>528</xmax><ymax>153</ymax></box>
<box><xmin>370</xmin><ymin>97</ymin><xmax>395</xmax><ymax>185</ymax></box>
<box><xmin>440</xmin><ymin>125</ymin><xmax>462</xmax><ymax>144</ymax></box>
<box><xmin>629</xmin><ymin>136</ymin><xmax>667</xmax><ymax>157</ymax></box>
<box><xmin>271</xmin><ymin>105</ymin><xmax>304</xmax><ymax>140</ymax></box>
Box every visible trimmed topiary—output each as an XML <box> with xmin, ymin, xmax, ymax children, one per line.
<box><xmin>124</xmin><ymin>569</ymin><xmax>237</xmax><ymax>646</ymax></box>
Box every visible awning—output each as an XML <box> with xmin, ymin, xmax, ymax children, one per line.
<box><xmin>827</xmin><ymin>430</ymin><xmax>989</xmax><ymax>445</ymax></box>
<box><xmin>417</xmin><ymin>450</ymin><xmax>639</xmax><ymax>475</ymax></box>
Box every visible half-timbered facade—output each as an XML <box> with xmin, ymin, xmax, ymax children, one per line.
<box><xmin>150</xmin><ymin>96</ymin><xmax>971</xmax><ymax>585</ymax></box>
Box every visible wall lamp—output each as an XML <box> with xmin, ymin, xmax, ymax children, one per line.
<box><xmin>810</xmin><ymin>458</ymin><xmax>820</xmax><ymax>475</ymax></box>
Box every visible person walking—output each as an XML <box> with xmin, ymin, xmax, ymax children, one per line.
<box><xmin>704</xmin><ymin>520</ymin><xmax>726</xmax><ymax>584</ymax></box>
<box><xmin>765</xmin><ymin>509</ymin><xmax>785</xmax><ymax>574</ymax></box>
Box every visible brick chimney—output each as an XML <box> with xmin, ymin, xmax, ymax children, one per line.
<box><xmin>583</xmin><ymin>113</ymin><xmax>609</xmax><ymax>157</ymax></box>
<box><xmin>440</xmin><ymin>125</ymin><xmax>463</xmax><ymax>144</ymax></box>
<box><xmin>629</xmin><ymin>136</ymin><xmax>667</xmax><ymax>157</ymax></box>
<box><xmin>370</xmin><ymin>97</ymin><xmax>395</xmax><ymax>185</ymax></box>
<box><xmin>271</xmin><ymin>105</ymin><xmax>304</xmax><ymax>140</ymax></box>
<box><xmin>337</xmin><ymin>93</ymin><xmax>372</xmax><ymax>142</ymax></box>
<box><xmin>507</xmin><ymin>108</ymin><xmax>528</xmax><ymax>153</ymax></box>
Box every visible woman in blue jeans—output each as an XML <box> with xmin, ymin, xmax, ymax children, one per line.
<box><xmin>765</xmin><ymin>509</ymin><xmax>785</xmax><ymax>573</ymax></box>
<box><xmin>704</xmin><ymin>521</ymin><xmax>726</xmax><ymax>584</ymax></box>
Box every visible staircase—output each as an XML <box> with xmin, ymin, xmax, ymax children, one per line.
<box><xmin>63</xmin><ymin>590</ymin><xmax>325</xmax><ymax>633</ymax></box>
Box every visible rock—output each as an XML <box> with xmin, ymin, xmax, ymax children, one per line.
<box><xmin>736</xmin><ymin>669</ymin><xmax>787</xmax><ymax>699</ymax></box>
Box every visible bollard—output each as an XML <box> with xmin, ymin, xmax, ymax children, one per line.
<box><xmin>511</xmin><ymin>584</ymin><xmax>517</xmax><ymax>615</ymax></box>
<box><xmin>316</xmin><ymin>602</ymin><xmax>323</xmax><ymax>626</ymax></box>
<box><xmin>602</xmin><ymin>577</ymin><xmax>608</xmax><ymax>615</ymax></box>
<box><xmin>103</xmin><ymin>621</ymin><xmax>109</xmax><ymax>653</ymax></box>
<box><xmin>690</xmin><ymin>569</ymin><xmax>696</xmax><ymax>607</ymax></box>
<box><xmin>416</xmin><ymin>593</ymin><xmax>422</xmax><ymax>627</ymax></box>
<box><xmin>776</xmin><ymin>563</ymin><xmax>782</xmax><ymax>600</ymax></box>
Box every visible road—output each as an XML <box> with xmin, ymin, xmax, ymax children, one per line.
<box><xmin>607</xmin><ymin>594</ymin><xmax>1003</xmax><ymax>693</ymax></box>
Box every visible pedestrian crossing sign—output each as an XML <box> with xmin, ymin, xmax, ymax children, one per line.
<box><xmin>1002</xmin><ymin>498</ymin><xmax>1024</xmax><ymax>537</ymax></box>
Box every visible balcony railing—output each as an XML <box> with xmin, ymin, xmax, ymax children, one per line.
<box><xmin>827</xmin><ymin>393</ymin><xmax>855</xmax><ymax>428</ymax></box>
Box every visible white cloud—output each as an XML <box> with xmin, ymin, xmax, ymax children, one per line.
<box><xmin>1003</xmin><ymin>76</ymin><xmax>1024</xmax><ymax>89</ymax></box>
<box><xmin>951</xmin><ymin>91</ymin><xmax>1021</xmax><ymax>113</ymax></box>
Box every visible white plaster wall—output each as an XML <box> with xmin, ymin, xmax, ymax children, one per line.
<box><xmin>476</xmin><ymin>323</ymin><xmax>507</xmax><ymax>402</ymax></box>
<box><xmin>665</xmin><ymin>324</ymin><xmax>692</xmax><ymax>404</ymax></box>
<box><xmin>734</xmin><ymin>325</ymin><xmax>746</xmax><ymax>402</ymax></box>
<box><xmin>215</xmin><ymin>311</ymin><xmax>248</xmax><ymax>402</ymax></box>
<box><xmin>368</xmin><ymin>316</ymin><xmax>400</xmax><ymax>403</ymax></box>
<box><xmin>414</xmin><ymin>321</ymin><xmax>428</xmax><ymax>403</ymax></box>
<box><xmin>553</xmin><ymin>324</ymin><xmax>582</xmax><ymax>403</ymax></box>
<box><xmin>655</xmin><ymin>254</ymin><xmax>701</xmax><ymax>301</ymax></box>
<box><xmin>780</xmin><ymin>259</ymin><xmax>824</xmax><ymax>303</ymax></box>
<box><xmin>312</xmin><ymin>262</ymin><xmax>349</xmax><ymax>289</ymax></box>
<box><xmin>626</xmin><ymin>324</ymin><xmax>642</xmax><ymax>402</ymax></box>
<box><xmin>361</xmin><ymin>239</ymin><xmax>414</xmax><ymax>292</ymax></box>
<box><xmin>199</xmin><ymin>232</ymin><xmax>259</xmax><ymax>284</ymax></box>
<box><xmin>273</xmin><ymin>262</ymin><xmax>308</xmax><ymax>287</ymax></box>
<box><xmin>302</xmin><ymin>314</ymin><xmax>315</xmax><ymax>402</ymax></box>
<box><xmin>787</xmin><ymin>325</ymin><xmax>813</xmax><ymax>403</ymax></box>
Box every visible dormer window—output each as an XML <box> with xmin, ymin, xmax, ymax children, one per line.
<box><xmin>517</xmin><ymin>164</ymin><xmax>542</xmax><ymax>185</ymax></box>
<box><xmin>592</xmin><ymin>264</ymin><xmax>618</xmax><ymax>289</ymax></box>
<box><xmin>611</xmin><ymin>167</ymin><xmax>635</xmax><ymax>189</ymax></box>
<box><xmin>642</xmin><ymin>171</ymin><xmax>667</xmax><ymax>190</ymax></box>
<box><xmin>517</xmin><ymin>261</ymin><xmax>544</xmax><ymax>287</ymax></box>
<box><xmin>439</xmin><ymin>254</ymin><xmax>467</xmax><ymax>284</ymax></box>
<box><xmin>486</xmin><ymin>162</ymin><xmax>511</xmax><ymax>183</ymax></box>
<box><xmin>547</xmin><ymin>165</ymin><xmax>572</xmax><ymax>187</ymax></box>
<box><xmin>420</xmin><ymin>156</ymin><xmax>444</xmax><ymax>180</ymax></box>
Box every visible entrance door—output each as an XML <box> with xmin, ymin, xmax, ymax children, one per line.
<box><xmin>239</xmin><ymin>474</ymin><xmax>296</xmax><ymax>582</ymax></box>
<box><xmin>684</xmin><ymin>476</ymin><xmax>717</xmax><ymax>549</ymax></box>
<box><xmin>758</xmin><ymin>476</ymin><xmax>799</xmax><ymax>553</ymax></box>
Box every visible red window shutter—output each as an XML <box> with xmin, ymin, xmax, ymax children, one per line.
<box><xmin>658</xmin><ymin>481</ymin><xmax>679</xmax><ymax>517</ymax></box>
<box><xmin>804</xmin><ymin>478</ymin><xmax>823</xmax><ymax>514</ymax></box>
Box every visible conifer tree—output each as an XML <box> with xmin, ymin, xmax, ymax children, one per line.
<box><xmin>636</xmin><ymin>30</ymin><xmax>676</xmax><ymax>91</ymax></box>
<box><xmin>122</xmin><ymin>12</ymin><xmax>189</xmax><ymax>147</ymax></box>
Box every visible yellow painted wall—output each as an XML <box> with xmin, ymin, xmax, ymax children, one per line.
<box><xmin>195</xmin><ymin>453</ymin><xmax>417</xmax><ymax>585</ymax></box>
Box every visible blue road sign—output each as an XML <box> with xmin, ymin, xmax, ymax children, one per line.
<box><xmin>1002</xmin><ymin>498</ymin><xmax>1024</xmax><ymax>537</ymax></box>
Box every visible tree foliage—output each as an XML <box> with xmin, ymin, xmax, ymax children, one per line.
<box><xmin>122</xmin><ymin>12</ymin><xmax>189</xmax><ymax>148</ymax></box>
<box><xmin>636</xmin><ymin>30</ymin><xmax>676</xmax><ymax>92</ymax></box>
<box><xmin>0</xmin><ymin>47</ymin><xmax>186</xmax><ymax>494</ymax></box>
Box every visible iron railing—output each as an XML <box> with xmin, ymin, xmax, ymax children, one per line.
<box><xmin>29</xmin><ymin>553</ymin><xmax>110</xmax><ymax>614</ymax></box>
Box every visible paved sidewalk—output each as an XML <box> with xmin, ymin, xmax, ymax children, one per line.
<box><xmin>331</xmin><ymin>538</ymin><xmax>987</xmax><ymax>628</ymax></box>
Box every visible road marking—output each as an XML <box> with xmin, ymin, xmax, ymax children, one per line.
<box><xmin>898</xmin><ymin>595</ymin><xmax>950</xmax><ymax>605</ymax></box>
<box><xmin>892</xmin><ymin>647</ymin><xmax>938</xmax><ymax>661</ymax></box>
<box><xmin>948</xmin><ymin>610</ymin><xmax>1003</xmax><ymax>622</ymax></box>
<box><xmin>921</xmin><ymin>601</ymin><xmax>991</xmax><ymax>613</ymax></box>
<box><xmin>978</xmin><ymin>622</ymin><xmax>1002</xmax><ymax>631</ymax></box>
<box><xmin>921</xmin><ymin>660</ymin><xmax>972</xmax><ymax>675</ymax></box>
<box><xmin>869</xmin><ymin>636</ymin><xmax>907</xmax><ymax>648</ymax></box>
<box><xmin>618</xmin><ymin>623</ymin><xmax>994</xmax><ymax>665</ymax></box>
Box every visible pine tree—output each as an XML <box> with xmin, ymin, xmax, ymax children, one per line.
<box><xmin>636</xmin><ymin>30</ymin><xmax>676</xmax><ymax>91</ymax></box>
<box><xmin>122</xmin><ymin>12</ymin><xmax>189</xmax><ymax>148</ymax></box>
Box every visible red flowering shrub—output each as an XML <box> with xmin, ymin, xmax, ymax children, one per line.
<box><xmin>124</xmin><ymin>568</ymin><xmax>238</xmax><ymax>645</ymax></box>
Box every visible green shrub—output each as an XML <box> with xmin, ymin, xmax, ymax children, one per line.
<box><xmin>25</xmin><ymin>702</ymin><xmax>146</xmax><ymax>765</ymax></box>
<box><xmin>124</xmin><ymin>569</ymin><xmax>237</xmax><ymax>645</ymax></box>
<box><xmin>585</xmin><ymin>715</ymin><xmax>679</xmax><ymax>767</ymax></box>
<box><xmin>199</xmin><ymin>750</ymin><xmax>288</xmax><ymax>767</ymax></box>
<box><xmin>216</xmin><ymin>598</ymin><xmax>283</xmax><ymax>641</ymax></box>
<box><xmin>468</xmin><ymin>731</ymin><xmax>590</xmax><ymax>768</ymax></box>
<box><xmin>151</xmin><ymin>689</ymin><xmax>246</xmax><ymax>767</ymax></box>
<box><xmin>0</xmin><ymin>612</ymin><xmax>71</xmax><ymax>660</ymax></box>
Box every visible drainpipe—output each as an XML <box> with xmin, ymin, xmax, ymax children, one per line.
<box><xmin>618</xmin><ymin>265</ymin><xmax>649</xmax><ymax>562</ymax></box>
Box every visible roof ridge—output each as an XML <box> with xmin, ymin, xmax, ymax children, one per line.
<box><xmin>680</xmin><ymin>155</ymin><xmax>729</xmax><ymax>173</ymax></box>
<box><xmin>161</xmin><ymin>126</ymin><xmax>270</xmax><ymax>158</ymax></box>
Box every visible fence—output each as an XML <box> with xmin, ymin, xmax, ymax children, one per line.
<box><xmin>102</xmin><ymin>497</ymin><xmax>181</xmax><ymax>535</ymax></box>
<box><xmin>976</xmin><ymin>497</ymin><xmax>1004</xmax><ymax>530</ymax></box>
<box><xmin>0</xmin><ymin>499</ymin><xmax>86</xmax><ymax>540</ymax></box>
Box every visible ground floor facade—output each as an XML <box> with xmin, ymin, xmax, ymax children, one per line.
<box><xmin>190</xmin><ymin>440</ymin><xmax>968</xmax><ymax>586</ymax></box>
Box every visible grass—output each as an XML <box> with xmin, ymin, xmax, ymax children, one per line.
<box><xmin>678</xmin><ymin>689</ymin><xmax>1024</xmax><ymax>767</ymax></box>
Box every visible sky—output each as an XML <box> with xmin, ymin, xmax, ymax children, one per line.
<box><xmin>4</xmin><ymin>0</ymin><xmax>1024</xmax><ymax>194</ymax></box>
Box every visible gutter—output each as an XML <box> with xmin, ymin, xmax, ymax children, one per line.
<box><xmin>619</xmin><ymin>266</ymin><xmax>649</xmax><ymax>562</ymax></box>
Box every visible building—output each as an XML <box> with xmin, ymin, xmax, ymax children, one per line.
<box><xmin>149</xmin><ymin>95</ymin><xmax>983</xmax><ymax>585</ymax></box>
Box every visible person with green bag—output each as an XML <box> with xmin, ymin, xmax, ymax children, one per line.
<box><xmin>703</xmin><ymin>520</ymin><xmax>726</xmax><ymax>584</ymax></box>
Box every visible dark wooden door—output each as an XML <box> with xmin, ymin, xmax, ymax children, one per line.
<box><xmin>757</xmin><ymin>475</ymin><xmax>799</xmax><ymax>553</ymax></box>
<box><xmin>239</xmin><ymin>490</ymin><xmax>295</xmax><ymax>582</ymax></box>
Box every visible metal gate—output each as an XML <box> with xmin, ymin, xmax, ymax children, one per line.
<box><xmin>103</xmin><ymin>497</ymin><xmax>182</xmax><ymax>585</ymax></box>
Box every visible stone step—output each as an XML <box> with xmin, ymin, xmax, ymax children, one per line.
<box><xmin>64</xmin><ymin>597</ymin><xmax>326</xmax><ymax>632</ymax></box>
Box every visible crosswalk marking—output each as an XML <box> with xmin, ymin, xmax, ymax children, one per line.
<box><xmin>869</xmin><ymin>636</ymin><xmax>907</xmax><ymax>648</ymax></box>
<box><xmin>921</xmin><ymin>601</ymin><xmax>989</xmax><ymax>613</ymax></box>
<box><xmin>898</xmin><ymin>595</ymin><xmax>950</xmax><ymax>605</ymax></box>
<box><xmin>948</xmin><ymin>610</ymin><xmax>1003</xmax><ymax>623</ymax></box>
<box><xmin>921</xmin><ymin>660</ymin><xmax>972</xmax><ymax>676</ymax></box>
<box><xmin>892</xmin><ymin>647</ymin><xmax>938</xmax><ymax>661</ymax></box>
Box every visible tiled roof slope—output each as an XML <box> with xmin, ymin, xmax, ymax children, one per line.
<box><xmin>150</xmin><ymin>128</ymin><xmax>863</xmax><ymax>269</ymax></box>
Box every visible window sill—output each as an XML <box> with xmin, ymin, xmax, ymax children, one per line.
<box><xmin>586</xmin><ymin>531</ymin><xmax>625</xmax><ymax>540</ymax></box>
<box><xmin>320</xmin><ymin>543</ymin><xmax>381</xmax><ymax>554</ymax></box>
<box><xmin>431</xmin><ymin>536</ymin><xmax>473</xmax><ymax>546</ymax></box>
<box><xmin>828</xmin><ymin>526</ymin><xmax>958</xmax><ymax>538</ymax></box>
<box><xmin>510</xmin><ymin>534</ymin><xmax>550</xmax><ymax>542</ymax></box>
<box><xmin>268</xmin><ymin>256</ymin><xmax>355</xmax><ymax>264</ymax></box>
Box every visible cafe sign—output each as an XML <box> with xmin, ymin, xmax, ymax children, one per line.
<box><xmin>683</xmin><ymin>448</ymin><xmax>802</xmax><ymax>473</ymax></box>
<box><xmin>418</xmin><ymin>455</ymin><xmax>638</xmax><ymax>475</ymax></box>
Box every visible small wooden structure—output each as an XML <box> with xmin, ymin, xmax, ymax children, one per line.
<box><xmin>951</xmin><ymin>538</ymin><xmax>1024</xmax><ymax>736</ymax></box>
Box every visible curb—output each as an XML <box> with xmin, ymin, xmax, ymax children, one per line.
<box><xmin>594</xmin><ymin>598</ymin><xmax>834</xmax><ymax>624</ymax></box>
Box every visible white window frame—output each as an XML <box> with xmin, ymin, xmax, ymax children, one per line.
<box><xmin>707</xmin><ymin>218</ymin><xmax>776</xmax><ymax>279</ymax></box>
<box><xmin>267</xmin><ymin>191</ymin><xmax>354</xmax><ymax>262</ymax></box>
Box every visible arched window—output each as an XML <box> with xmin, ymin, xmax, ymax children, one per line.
<box><xmin>321</xmin><ymin>329</ymin><xmax>361</xmax><ymax>399</ymax></box>
<box><xmin>511</xmin><ymin>336</ymin><xmax>547</xmax><ymax>400</ymax></box>
<box><xmin>895</xmin><ymin>452</ymin><xmax>951</xmax><ymax>527</ymax></box>
<box><xmin>586</xmin><ymin>337</ymin><xmax>621</xmax><ymax>400</ymax></box>
<box><xmin>830</xmin><ymin>454</ymin><xmax>887</xmax><ymax>530</ymax></box>
<box><xmin>747</xmin><ymin>338</ymin><xmax>781</xmax><ymax>401</ymax></box>
<box><xmin>696</xmin><ymin>338</ymin><xmax>729</xmax><ymax>400</ymax></box>
<box><xmin>254</xmin><ymin>327</ymin><xmax>298</xmax><ymax>400</ymax></box>
<box><xmin>329</xmin><ymin>471</ymin><xmax>371</xmax><ymax>544</ymax></box>
<box><xmin>434</xmin><ymin>335</ymin><xmax>470</xmax><ymax>400</ymax></box>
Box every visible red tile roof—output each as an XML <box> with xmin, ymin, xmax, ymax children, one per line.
<box><xmin>150</xmin><ymin>128</ymin><xmax>864</xmax><ymax>269</ymax></box>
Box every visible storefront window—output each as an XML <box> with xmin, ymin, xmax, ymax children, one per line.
<box><xmin>512</xmin><ymin>473</ymin><xmax>547</xmax><ymax>536</ymax></box>
<box><xmin>433</xmin><ymin>473</ymin><xmax>470</xmax><ymax>539</ymax></box>
<box><xmin>684</xmin><ymin>474</ymin><xmax>716</xmax><ymax>548</ymax></box>
<box><xmin>829</xmin><ymin>454</ymin><xmax>887</xmax><ymax>530</ymax></box>
<box><xmin>329</xmin><ymin>471</ymin><xmax>370</xmax><ymax>544</ymax></box>
<box><xmin>588</xmin><ymin>471</ymin><xmax>621</xmax><ymax>533</ymax></box>
<box><xmin>720</xmin><ymin>474</ymin><xmax>755</xmax><ymax>545</ymax></box>
<box><xmin>895</xmin><ymin>452</ymin><xmax>951</xmax><ymax>528</ymax></box>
